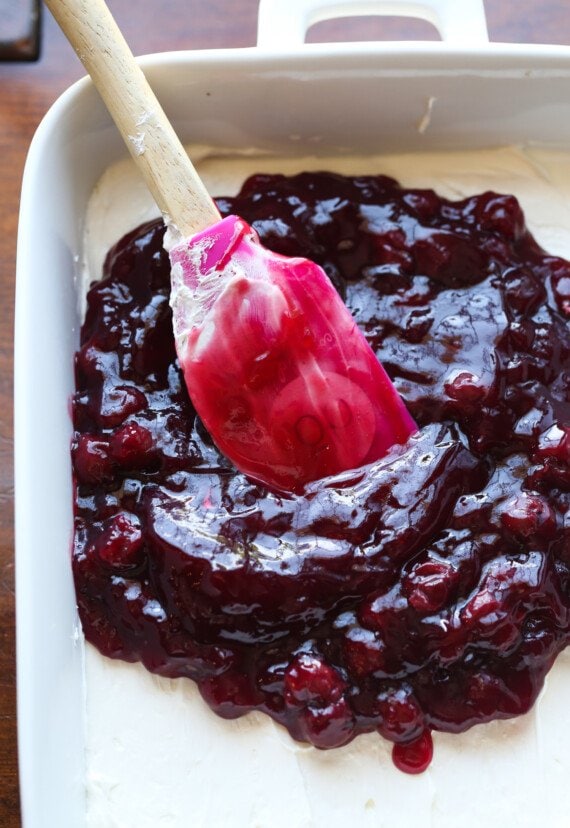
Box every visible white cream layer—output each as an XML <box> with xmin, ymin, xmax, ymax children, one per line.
<box><xmin>83</xmin><ymin>147</ymin><xmax>570</xmax><ymax>828</ymax></box>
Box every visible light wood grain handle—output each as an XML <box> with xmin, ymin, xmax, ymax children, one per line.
<box><xmin>44</xmin><ymin>0</ymin><xmax>221</xmax><ymax>237</ymax></box>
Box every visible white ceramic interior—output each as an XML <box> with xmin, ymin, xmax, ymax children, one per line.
<box><xmin>15</xmin><ymin>0</ymin><xmax>570</xmax><ymax>824</ymax></box>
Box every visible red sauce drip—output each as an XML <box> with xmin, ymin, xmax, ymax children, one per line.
<box><xmin>392</xmin><ymin>730</ymin><xmax>434</xmax><ymax>775</ymax></box>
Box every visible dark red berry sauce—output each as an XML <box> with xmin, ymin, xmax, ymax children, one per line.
<box><xmin>72</xmin><ymin>171</ymin><xmax>570</xmax><ymax>771</ymax></box>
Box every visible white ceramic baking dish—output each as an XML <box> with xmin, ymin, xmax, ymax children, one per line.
<box><xmin>15</xmin><ymin>0</ymin><xmax>570</xmax><ymax>825</ymax></box>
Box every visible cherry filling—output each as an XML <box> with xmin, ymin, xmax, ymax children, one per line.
<box><xmin>72</xmin><ymin>172</ymin><xmax>570</xmax><ymax>772</ymax></box>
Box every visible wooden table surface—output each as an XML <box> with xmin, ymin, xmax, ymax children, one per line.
<box><xmin>1</xmin><ymin>1</ymin><xmax>570</xmax><ymax>824</ymax></box>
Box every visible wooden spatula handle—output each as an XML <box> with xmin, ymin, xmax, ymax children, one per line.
<box><xmin>44</xmin><ymin>0</ymin><xmax>220</xmax><ymax>237</ymax></box>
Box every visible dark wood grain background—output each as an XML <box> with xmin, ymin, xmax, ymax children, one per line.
<box><xmin>1</xmin><ymin>1</ymin><xmax>569</xmax><ymax>824</ymax></box>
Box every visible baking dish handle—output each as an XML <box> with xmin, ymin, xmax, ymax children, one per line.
<box><xmin>257</xmin><ymin>0</ymin><xmax>489</xmax><ymax>48</ymax></box>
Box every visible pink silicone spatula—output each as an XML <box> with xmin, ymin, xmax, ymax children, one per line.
<box><xmin>46</xmin><ymin>0</ymin><xmax>416</xmax><ymax>492</ymax></box>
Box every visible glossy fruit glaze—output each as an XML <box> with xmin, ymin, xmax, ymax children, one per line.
<box><xmin>72</xmin><ymin>171</ymin><xmax>570</xmax><ymax>773</ymax></box>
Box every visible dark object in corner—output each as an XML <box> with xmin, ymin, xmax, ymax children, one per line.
<box><xmin>0</xmin><ymin>0</ymin><xmax>41</xmax><ymax>61</ymax></box>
